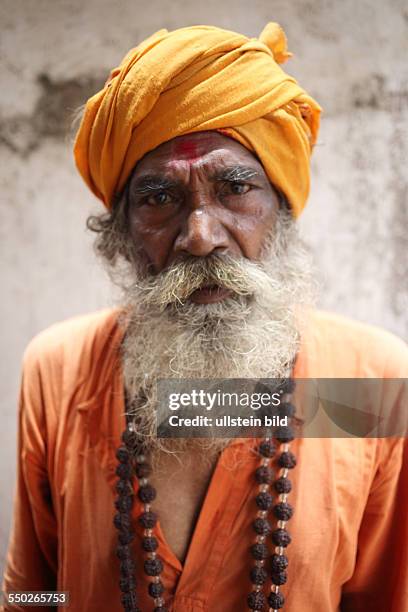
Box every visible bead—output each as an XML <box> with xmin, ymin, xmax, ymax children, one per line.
<box><xmin>144</xmin><ymin>558</ymin><xmax>163</xmax><ymax>576</ymax></box>
<box><xmin>268</xmin><ymin>591</ymin><xmax>285</xmax><ymax>609</ymax></box>
<box><xmin>273</xmin><ymin>502</ymin><xmax>294</xmax><ymax>521</ymax></box>
<box><xmin>119</xmin><ymin>575</ymin><xmax>136</xmax><ymax>592</ymax></box>
<box><xmin>116</xmin><ymin>446</ymin><xmax>130</xmax><ymax>463</ymax></box>
<box><xmin>121</xmin><ymin>428</ymin><xmax>138</xmax><ymax>447</ymax></box>
<box><xmin>271</xmin><ymin>528</ymin><xmax>291</xmax><ymax>547</ymax></box>
<box><xmin>250</xmin><ymin>566</ymin><xmax>268</xmax><ymax>585</ymax></box>
<box><xmin>135</xmin><ymin>463</ymin><xmax>152</xmax><ymax>478</ymax></box>
<box><xmin>278</xmin><ymin>451</ymin><xmax>297</xmax><ymax>469</ymax></box>
<box><xmin>119</xmin><ymin>530</ymin><xmax>135</xmax><ymax>545</ymax></box>
<box><xmin>116</xmin><ymin>479</ymin><xmax>130</xmax><ymax>495</ymax></box>
<box><xmin>116</xmin><ymin>544</ymin><xmax>132</xmax><ymax>560</ymax></box>
<box><xmin>255</xmin><ymin>491</ymin><xmax>273</xmax><ymax>510</ymax></box>
<box><xmin>120</xmin><ymin>558</ymin><xmax>135</xmax><ymax>576</ymax></box>
<box><xmin>271</xmin><ymin>570</ymin><xmax>287</xmax><ymax>585</ymax></box>
<box><xmin>247</xmin><ymin>590</ymin><xmax>266</xmax><ymax>610</ymax></box>
<box><xmin>250</xmin><ymin>543</ymin><xmax>269</xmax><ymax>560</ymax></box>
<box><xmin>142</xmin><ymin>536</ymin><xmax>159</xmax><ymax>552</ymax></box>
<box><xmin>139</xmin><ymin>511</ymin><xmax>158</xmax><ymax>529</ymax></box>
<box><xmin>121</xmin><ymin>592</ymin><xmax>139</xmax><ymax>609</ymax></box>
<box><xmin>116</xmin><ymin>463</ymin><xmax>134</xmax><ymax>479</ymax></box>
<box><xmin>275</xmin><ymin>426</ymin><xmax>295</xmax><ymax>443</ymax></box>
<box><xmin>271</xmin><ymin>553</ymin><xmax>288</xmax><ymax>572</ymax></box>
<box><xmin>115</xmin><ymin>495</ymin><xmax>134</xmax><ymax>512</ymax></box>
<box><xmin>274</xmin><ymin>476</ymin><xmax>292</xmax><ymax>494</ymax></box>
<box><xmin>253</xmin><ymin>518</ymin><xmax>272</xmax><ymax>536</ymax></box>
<box><xmin>279</xmin><ymin>402</ymin><xmax>296</xmax><ymax>418</ymax></box>
<box><xmin>148</xmin><ymin>580</ymin><xmax>164</xmax><ymax>597</ymax></box>
<box><xmin>136</xmin><ymin>454</ymin><xmax>146</xmax><ymax>463</ymax></box>
<box><xmin>255</xmin><ymin>465</ymin><xmax>274</xmax><ymax>484</ymax></box>
<box><xmin>113</xmin><ymin>512</ymin><xmax>132</xmax><ymax>531</ymax></box>
<box><xmin>258</xmin><ymin>440</ymin><xmax>276</xmax><ymax>458</ymax></box>
<box><xmin>278</xmin><ymin>379</ymin><xmax>296</xmax><ymax>395</ymax></box>
<box><xmin>138</xmin><ymin>484</ymin><xmax>157</xmax><ymax>504</ymax></box>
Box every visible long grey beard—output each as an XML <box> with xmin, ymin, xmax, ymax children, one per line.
<box><xmin>120</xmin><ymin>211</ymin><xmax>316</xmax><ymax>456</ymax></box>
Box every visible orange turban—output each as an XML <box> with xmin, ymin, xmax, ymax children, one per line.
<box><xmin>74</xmin><ymin>23</ymin><xmax>321</xmax><ymax>217</ymax></box>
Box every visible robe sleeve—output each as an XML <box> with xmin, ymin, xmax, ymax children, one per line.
<box><xmin>1</xmin><ymin>347</ymin><xmax>58</xmax><ymax>611</ymax></box>
<box><xmin>340</xmin><ymin>436</ymin><xmax>408</xmax><ymax>611</ymax></box>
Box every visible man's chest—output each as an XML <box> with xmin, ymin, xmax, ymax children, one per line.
<box><xmin>147</xmin><ymin>448</ymin><xmax>220</xmax><ymax>564</ymax></box>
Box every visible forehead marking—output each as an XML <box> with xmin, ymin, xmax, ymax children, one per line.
<box><xmin>172</xmin><ymin>138</ymin><xmax>202</xmax><ymax>159</ymax></box>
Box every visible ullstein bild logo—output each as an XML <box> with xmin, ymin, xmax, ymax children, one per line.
<box><xmin>166</xmin><ymin>413</ymin><xmax>288</xmax><ymax>428</ymax></box>
<box><xmin>156</xmin><ymin>378</ymin><xmax>408</xmax><ymax>439</ymax></box>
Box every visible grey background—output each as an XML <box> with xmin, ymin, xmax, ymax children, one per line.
<box><xmin>1</xmin><ymin>0</ymin><xmax>407</xmax><ymax>577</ymax></box>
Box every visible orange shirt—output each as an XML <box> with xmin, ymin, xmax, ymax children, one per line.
<box><xmin>2</xmin><ymin>309</ymin><xmax>408</xmax><ymax>611</ymax></box>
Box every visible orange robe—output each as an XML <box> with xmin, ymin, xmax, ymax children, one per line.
<box><xmin>2</xmin><ymin>309</ymin><xmax>408</xmax><ymax>611</ymax></box>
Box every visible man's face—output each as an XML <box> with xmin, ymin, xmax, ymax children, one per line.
<box><xmin>121</xmin><ymin>135</ymin><xmax>314</xmax><ymax>447</ymax></box>
<box><xmin>126</xmin><ymin>131</ymin><xmax>280</xmax><ymax>303</ymax></box>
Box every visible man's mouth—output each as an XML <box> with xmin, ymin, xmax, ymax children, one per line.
<box><xmin>189</xmin><ymin>284</ymin><xmax>233</xmax><ymax>304</ymax></box>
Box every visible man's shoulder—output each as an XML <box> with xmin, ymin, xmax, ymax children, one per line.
<box><xmin>23</xmin><ymin>308</ymin><xmax>122</xmax><ymax>374</ymax></box>
<box><xmin>303</xmin><ymin>310</ymin><xmax>408</xmax><ymax>377</ymax></box>
<box><xmin>311</xmin><ymin>309</ymin><xmax>407</xmax><ymax>348</ymax></box>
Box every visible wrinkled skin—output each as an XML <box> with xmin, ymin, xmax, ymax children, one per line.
<box><xmin>127</xmin><ymin>131</ymin><xmax>281</xmax><ymax>303</ymax></box>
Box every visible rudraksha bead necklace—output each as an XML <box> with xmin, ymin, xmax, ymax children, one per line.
<box><xmin>114</xmin><ymin>378</ymin><xmax>297</xmax><ymax>612</ymax></box>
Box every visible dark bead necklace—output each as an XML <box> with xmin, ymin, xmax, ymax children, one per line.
<box><xmin>114</xmin><ymin>379</ymin><xmax>297</xmax><ymax>612</ymax></box>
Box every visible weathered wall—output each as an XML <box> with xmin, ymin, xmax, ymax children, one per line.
<box><xmin>1</xmin><ymin>0</ymin><xmax>407</xmax><ymax>575</ymax></box>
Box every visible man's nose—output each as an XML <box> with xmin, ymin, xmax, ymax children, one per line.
<box><xmin>173</xmin><ymin>208</ymin><xmax>230</xmax><ymax>257</ymax></box>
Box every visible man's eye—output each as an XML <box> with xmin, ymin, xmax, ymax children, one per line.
<box><xmin>146</xmin><ymin>191</ymin><xmax>173</xmax><ymax>206</ymax></box>
<box><xmin>224</xmin><ymin>182</ymin><xmax>251</xmax><ymax>195</ymax></box>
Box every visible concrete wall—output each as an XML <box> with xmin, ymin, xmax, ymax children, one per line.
<box><xmin>1</xmin><ymin>0</ymin><xmax>407</xmax><ymax>575</ymax></box>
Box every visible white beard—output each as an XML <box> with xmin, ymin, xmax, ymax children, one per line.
<box><xmin>119</xmin><ymin>211</ymin><xmax>316</xmax><ymax>456</ymax></box>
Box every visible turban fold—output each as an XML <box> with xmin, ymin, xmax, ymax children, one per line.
<box><xmin>74</xmin><ymin>23</ymin><xmax>321</xmax><ymax>217</ymax></box>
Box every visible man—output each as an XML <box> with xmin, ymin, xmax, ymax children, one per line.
<box><xmin>2</xmin><ymin>22</ymin><xmax>408</xmax><ymax>612</ymax></box>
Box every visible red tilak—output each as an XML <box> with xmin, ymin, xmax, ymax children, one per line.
<box><xmin>172</xmin><ymin>138</ymin><xmax>201</xmax><ymax>159</ymax></box>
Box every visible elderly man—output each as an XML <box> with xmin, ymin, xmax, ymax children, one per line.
<box><xmin>2</xmin><ymin>22</ymin><xmax>408</xmax><ymax>612</ymax></box>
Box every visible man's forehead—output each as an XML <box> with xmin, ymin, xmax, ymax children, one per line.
<box><xmin>133</xmin><ymin>131</ymin><xmax>264</xmax><ymax>176</ymax></box>
<box><xmin>170</xmin><ymin>132</ymin><xmax>225</xmax><ymax>160</ymax></box>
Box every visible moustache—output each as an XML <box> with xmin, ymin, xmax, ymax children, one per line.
<box><xmin>133</xmin><ymin>253</ymin><xmax>265</xmax><ymax>310</ymax></box>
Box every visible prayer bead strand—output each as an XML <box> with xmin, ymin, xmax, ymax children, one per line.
<box><xmin>268</xmin><ymin>380</ymin><xmax>296</xmax><ymax>611</ymax></box>
<box><xmin>114</xmin><ymin>435</ymin><xmax>140</xmax><ymax>612</ymax></box>
<box><xmin>136</xmin><ymin>453</ymin><xmax>167</xmax><ymax>612</ymax></box>
<box><xmin>248</xmin><ymin>438</ymin><xmax>276</xmax><ymax>610</ymax></box>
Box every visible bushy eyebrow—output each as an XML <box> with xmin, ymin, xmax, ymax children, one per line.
<box><xmin>129</xmin><ymin>165</ymin><xmax>260</xmax><ymax>196</ymax></box>
<box><xmin>213</xmin><ymin>165</ymin><xmax>260</xmax><ymax>182</ymax></box>
<box><xmin>130</xmin><ymin>175</ymin><xmax>179</xmax><ymax>195</ymax></box>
